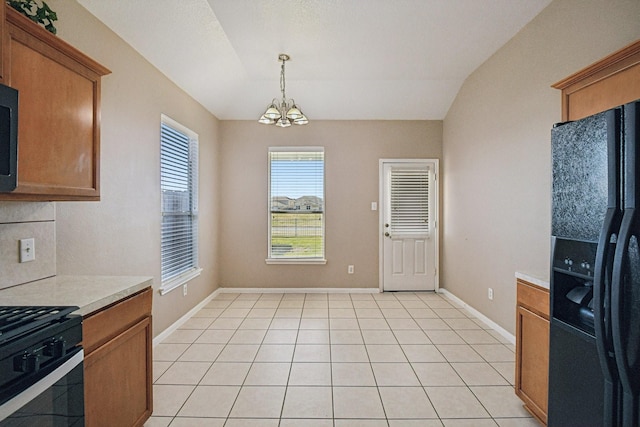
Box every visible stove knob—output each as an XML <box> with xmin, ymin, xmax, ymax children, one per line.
<box><xmin>14</xmin><ymin>353</ymin><xmax>41</xmax><ymax>373</ymax></box>
<box><xmin>44</xmin><ymin>339</ymin><xmax>67</xmax><ymax>358</ymax></box>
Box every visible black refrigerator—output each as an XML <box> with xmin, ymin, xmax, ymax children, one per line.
<box><xmin>549</xmin><ymin>100</ymin><xmax>640</xmax><ymax>427</ymax></box>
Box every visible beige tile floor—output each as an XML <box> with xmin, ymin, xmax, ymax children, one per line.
<box><xmin>144</xmin><ymin>291</ymin><xmax>540</xmax><ymax>427</ymax></box>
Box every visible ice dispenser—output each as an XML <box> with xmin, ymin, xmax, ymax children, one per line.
<box><xmin>551</xmin><ymin>237</ymin><xmax>598</xmax><ymax>335</ymax></box>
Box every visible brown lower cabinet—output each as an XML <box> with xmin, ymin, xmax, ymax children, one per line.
<box><xmin>515</xmin><ymin>278</ymin><xmax>549</xmax><ymax>426</ymax></box>
<box><xmin>82</xmin><ymin>288</ymin><xmax>153</xmax><ymax>427</ymax></box>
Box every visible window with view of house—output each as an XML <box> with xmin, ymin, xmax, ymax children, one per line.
<box><xmin>268</xmin><ymin>147</ymin><xmax>325</xmax><ymax>263</ymax></box>
<box><xmin>160</xmin><ymin>115</ymin><xmax>200</xmax><ymax>293</ymax></box>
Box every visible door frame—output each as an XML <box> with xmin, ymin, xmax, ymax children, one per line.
<box><xmin>378</xmin><ymin>159</ymin><xmax>439</xmax><ymax>292</ymax></box>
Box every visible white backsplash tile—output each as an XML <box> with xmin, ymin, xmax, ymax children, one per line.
<box><xmin>0</xmin><ymin>202</ymin><xmax>55</xmax><ymax>223</ymax></box>
<box><xmin>0</xmin><ymin>202</ymin><xmax>56</xmax><ymax>290</ymax></box>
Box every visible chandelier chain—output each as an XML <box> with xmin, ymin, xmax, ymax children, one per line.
<box><xmin>280</xmin><ymin>59</ymin><xmax>286</xmax><ymax>102</ymax></box>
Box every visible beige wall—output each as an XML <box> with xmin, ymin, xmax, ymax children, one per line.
<box><xmin>48</xmin><ymin>0</ymin><xmax>221</xmax><ymax>335</ymax></box>
<box><xmin>442</xmin><ymin>0</ymin><xmax>640</xmax><ymax>334</ymax></box>
<box><xmin>219</xmin><ymin>120</ymin><xmax>442</xmax><ymax>289</ymax></box>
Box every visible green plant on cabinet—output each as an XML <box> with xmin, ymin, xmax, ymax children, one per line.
<box><xmin>6</xmin><ymin>0</ymin><xmax>57</xmax><ymax>34</ymax></box>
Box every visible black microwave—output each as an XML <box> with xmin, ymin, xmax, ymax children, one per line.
<box><xmin>0</xmin><ymin>83</ymin><xmax>18</xmax><ymax>192</ymax></box>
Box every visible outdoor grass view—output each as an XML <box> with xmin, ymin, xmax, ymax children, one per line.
<box><xmin>269</xmin><ymin>149</ymin><xmax>324</xmax><ymax>259</ymax></box>
<box><xmin>271</xmin><ymin>212</ymin><xmax>323</xmax><ymax>257</ymax></box>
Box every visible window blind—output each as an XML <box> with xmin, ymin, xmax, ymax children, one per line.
<box><xmin>269</xmin><ymin>148</ymin><xmax>325</xmax><ymax>259</ymax></box>
<box><xmin>161</xmin><ymin>122</ymin><xmax>198</xmax><ymax>282</ymax></box>
<box><xmin>390</xmin><ymin>167</ymin><xmax>430</xmax><ymax>234</ymax></box>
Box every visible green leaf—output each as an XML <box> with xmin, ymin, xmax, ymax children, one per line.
<box><xmin>44</xmin><ymin>22</ymin><xmax>56</xmax><ymax>34</ymax></box>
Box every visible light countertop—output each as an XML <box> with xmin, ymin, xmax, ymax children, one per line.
<box><xmin>0</xmin><ymin>275</ymin><xmax>153</xmax><ymax>316</ymax></box>
<box><xmin>515</xmin><ymin>271</ymin><xmax>550</xmax><ymax>289</ymax></box>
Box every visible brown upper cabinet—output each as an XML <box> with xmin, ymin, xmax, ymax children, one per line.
<box><xmin>0</xmin><ymin>5</ymin><xmax>110</xmax><ymax>201</ymax></box>
<box><xmin>553</xmin><ymin>39</ymin><xmax>640</xmax><ymax>122</ymax></box>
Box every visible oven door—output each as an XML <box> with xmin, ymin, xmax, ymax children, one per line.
<box><xmin>0</xmin><ymin>349</ymin><xmax>84</xmax><ymax>427</ymax></box>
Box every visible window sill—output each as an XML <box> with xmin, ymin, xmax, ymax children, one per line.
<box><xmin>265</xmin><ymin>258</ymin><xmax>327</xmax><ymax>265</ymax></box>
<box><xmin>160</xmin><ymin>267</ymin><xmax>203</xmax><ymax>295</ymax></box>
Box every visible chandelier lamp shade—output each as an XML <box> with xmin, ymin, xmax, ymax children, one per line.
<box><xmin>258</xmin><ymin>54</ymin><xmax>309</xmax><ymax>127</ymax></box>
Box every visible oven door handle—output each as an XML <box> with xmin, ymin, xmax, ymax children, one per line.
<box><xmin>0</xmin><ymin>348</ymin><xmax>84</xmax><ymax>422</ymax></box>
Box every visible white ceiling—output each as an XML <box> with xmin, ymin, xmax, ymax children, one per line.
<box><xmin>76</xmin><ymin>0</ymin><xmax>552</xmax><ymax>121</ymax></box>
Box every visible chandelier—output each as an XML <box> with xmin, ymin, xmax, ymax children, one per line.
<box><xmin>258</xmin><ymin>54</ymin><xmax>309</xmax><ymax>127</ymax></box>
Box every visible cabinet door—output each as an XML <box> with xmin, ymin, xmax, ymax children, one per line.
<box><xmin>0</xmin><ymin>6</ymin><xmax>109</xmax><ymax>201</ymax></box>
<box><xmin>84</xmin><ymin>316</ymin><xmax>153</xmax><ymax>427</ymax></box>
<box><xmin>516</xmin><ymin>304</ymin><xmax>549</xmax><ymax>424</ymax></box>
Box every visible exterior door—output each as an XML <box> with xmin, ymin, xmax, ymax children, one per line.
<box><xmin>380</xmin><ymin>160</ymin><xmax>438</xmax><ymax>291</ymax></box>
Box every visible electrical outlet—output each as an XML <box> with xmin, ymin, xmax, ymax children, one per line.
<box><xmin>183</xmin><ymin>284</ymin><xmax>188</xmax><ymax>296</ymax></box>
<box><xmin>488</xmin><ymin>288</ymin><xmax>494</xmax><ymax>300</ymax></box>
<box><xmin>19</xmin><ymin>238</ymin><xmax>35</xmax><ymax>263</ymax></box>
<box><xmin>348</xmin><ymin>265</ymin><xmax>354</xmax><ymax>274</ymax></box>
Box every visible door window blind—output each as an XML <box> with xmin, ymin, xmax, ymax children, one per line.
<box><xmin>161</xmin><ymin>120</ymin><xmax>198</xmax><ymax>283</ymax></box>
<box><xmin>269</xmin><ymin>148</ymin><xmax>325</xmax><ymax>260</ymax></box>
<box><xmin>390</xmin><ymin>167</ymin><xmax>430</xmax><ymax>234</ymax></box>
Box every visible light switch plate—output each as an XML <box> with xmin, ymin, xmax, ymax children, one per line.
<box><xmin>19</xmin><ymin>238</ymin><xmax>35</xmax><ymax>263</ymax></box>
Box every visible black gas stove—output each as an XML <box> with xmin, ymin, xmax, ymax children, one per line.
<box><xmin>0</xmin><ymin>305</ymin><xmax>83</xmax><ymax>423</ymax></box>
<box><xmin>0</xmin><ymin>306</ymin><xmax>79</xmax><ymax>345</ymax></box>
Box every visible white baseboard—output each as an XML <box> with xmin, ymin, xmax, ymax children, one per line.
<box><xmin>218</xmin><ymin>287</ymin><xmax>381</xmax><ymax>294</ymax></box>
<box><xmin>153</xmin><ymin>288</ymin><xmax>222</xmax><ymax>347</ymax></box>
<box><xmin>438</xmin><ymin>288</ymin><xmax>515</xmax><ymax>345</ymax></box>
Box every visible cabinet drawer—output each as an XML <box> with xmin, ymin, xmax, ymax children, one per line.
<box><xmin>83</xmin><ymin>288</ymin><xmax>152</xmax><ymax>354</ymax></box>
<box><xmin>517</xmin><ymin>279</ymin><xmax>549</xmax><ymax>319</ymax></box>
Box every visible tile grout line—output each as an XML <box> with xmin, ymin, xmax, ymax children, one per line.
<box><xmin>276</xmin><ymin>292</ymin><xmax>293</xmax><ymax>427</ymax></box>
<box><xmin>211</xmin><ymin>292</ymin><xmax>247</xmax><ymax>424</ymax></box>
<box><xmin>207</xmin><ymin>292</ymin><xmax>256</xmax><ymax>423</ymax></box>
<box><xmin>162</xmin><ymin>292</ymin><xmax>242</xmax><ymax>422</ymax></box>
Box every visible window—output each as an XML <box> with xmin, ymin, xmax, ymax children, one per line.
<box><xmin>268</xmin><ymin>147</ymin><xmax>325</xmax><ymax>263</ymax></box>
<box><xmin>160</xmin><ymin>115</ymin><xmax>200</xmax><ymax>294</ymax></box>
<box><xmin>390</xmin><ymin>167</ymin><xmax>430</xmax><ymax>234</ymax></box>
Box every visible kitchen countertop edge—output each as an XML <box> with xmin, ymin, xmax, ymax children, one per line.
<box><xmin>515</xmin><ymin>271</ymin><xmax>550</xmax><ymax>290</ymax></box>
<box><xmin>0</xmin><ymin>275</ymin><xmax>154</xmax><ymax>316</ymax></box>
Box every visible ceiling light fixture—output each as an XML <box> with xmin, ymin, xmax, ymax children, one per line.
<box><xmin>258</xmin><ymin>54</ymin><xmax>308</xmax><ymax>127</ymax></box>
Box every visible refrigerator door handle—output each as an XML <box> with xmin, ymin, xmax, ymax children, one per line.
<box><xmin>611</xmin><ymin>209</ymin><xmax>640</xmax><ymax>427</ymax></box>
<box><xmin>594</xmin><ymin>207</ymin><xmax>621</xmax><ymax>427</ymax></box>
<box><xmin>595</xmin><ymin>209</ymin><xmax>619</xmax><ymax>356</ymax></box>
